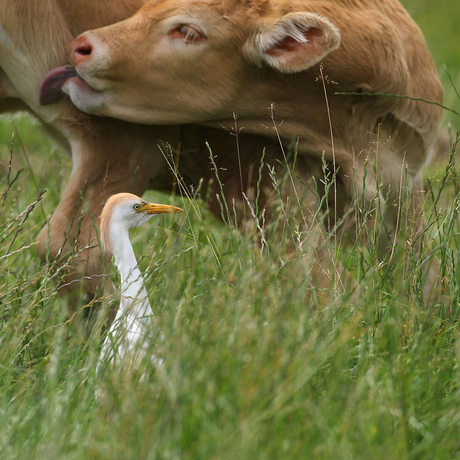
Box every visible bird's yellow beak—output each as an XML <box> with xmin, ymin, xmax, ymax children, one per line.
<box><xmin>141</xmin><ymin>203</ymin><xmax>183</xmax><ymax>214</ymax></box>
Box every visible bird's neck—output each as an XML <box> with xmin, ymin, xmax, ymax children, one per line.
<box><xmin>109</xmin><ymin>223</ymin><xmax>148</xmax><ymax>305</ymax></box>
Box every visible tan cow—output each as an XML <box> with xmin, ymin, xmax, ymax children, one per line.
<box><xmin>41</xmin><ymin>0</ymin><xmax>444</xmax><ymax>293</ymax></box>
<box><xmin>1</xmin><ymin>0</ymin><xmax>281</xmax><ymax>301</ymax></box>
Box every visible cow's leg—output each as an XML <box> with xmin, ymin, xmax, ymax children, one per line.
<box><xmin>367</xmin><ymin>119</ymin><xmax>445</xmax><ymax>304</ymax></box>
<box><xmin>352</xmin><ymin>158</ymin><xmax>444</xmax><ymax>305</ymax></box>
<box><xmin>36</xmin><ymin>121</ymin><xmax>179</xmax><ymax>301</ymax></box>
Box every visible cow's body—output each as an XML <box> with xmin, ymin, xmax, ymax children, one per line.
<box><xmin>54</xmin><ymin>0</ymin><xmax>443</xmax><ymax>258</ymax></box>
<box><xmin>0</xmin><ymin>0</ymin><xmax>280</xmax><ymax>298</ymax></box>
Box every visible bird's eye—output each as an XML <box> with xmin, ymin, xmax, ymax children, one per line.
<box><xmin>133</xmin><ymin>204</ymin><xmax>141</xmax><ymax>211</ymax></box>
<box><xmin>168</xmin><ymin>24</ymin><xmax>207</xmax><ymax>43</ymax></box>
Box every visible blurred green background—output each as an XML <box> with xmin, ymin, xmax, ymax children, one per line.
<box><xmin>401</xmin><ymin>0</ymin><xmax>460</xmax><ymax>128</ymax></box>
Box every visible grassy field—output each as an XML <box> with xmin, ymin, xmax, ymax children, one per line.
<box><xmin>1</xmin><ymin>2</ymin><xmax>460</xmax><ymax>459</ymax></box>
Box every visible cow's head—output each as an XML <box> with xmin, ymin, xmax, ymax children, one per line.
<box><xmin>41</xmin><ymin>0</ymin><xmax>340</xmax><ymax>123</ymax></box>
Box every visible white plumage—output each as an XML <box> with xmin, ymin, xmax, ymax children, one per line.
<box><xmin>97</xmin><ymin>192</ymin><xmax>182</xmax><ymax>372</ymax></box>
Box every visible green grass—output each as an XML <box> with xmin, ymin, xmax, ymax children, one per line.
<box><xmin>1</xmin><ymin>3</ymin><xmax>460</xmax><ymax>459</ymax></box>
<box><xmin>1</xmin><ymin>119</ymin><xmax>460</xmax><ymax>459</ymax></box>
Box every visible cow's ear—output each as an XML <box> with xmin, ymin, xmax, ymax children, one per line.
<box><xmin>243</xmin><ymin>13</ymin><xmax>341</xmax><ymax>73</ymax></box>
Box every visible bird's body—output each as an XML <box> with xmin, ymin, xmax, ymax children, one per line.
<box><xmin>97</xmin><ymin>193</ymin><xmax>182</xmax><ymax>371</ymax></box>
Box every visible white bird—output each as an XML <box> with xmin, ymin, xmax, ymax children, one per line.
<box><xmin>97</xmin><ymin>192</ymin><xmax>182</xmax><ymax>372</ymax></box>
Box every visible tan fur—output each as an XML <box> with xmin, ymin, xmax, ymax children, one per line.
<box><xmin>64</xmin><ymin>0</ymin><xmax>443</xmax><ymax>254</ymax></box>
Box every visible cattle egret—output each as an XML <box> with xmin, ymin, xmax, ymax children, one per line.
<box><xmin>97</xmin><ymin>192</ymin><xmax>182</xmax><ymax>371</ymax></box>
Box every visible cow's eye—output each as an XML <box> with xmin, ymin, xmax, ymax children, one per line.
<box><xmin>168</xmin><ymin>24</ymin><xmax>206</xmax><ymax>43</ymax></box>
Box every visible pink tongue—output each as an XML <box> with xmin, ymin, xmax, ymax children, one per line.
<box><xmin>39</xmin><ymin>66</ymin><xmax>77</xmax><ymax>105</ymax></box>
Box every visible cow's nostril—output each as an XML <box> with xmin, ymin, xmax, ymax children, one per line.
<box><xmin>71</xmin><ymin>37</ymin><xmax>94</xmax><ymax>65</ymax></box>
<box><xmin>75</xmin><ymin>43</ymin><xmax>92</xmax><ymax>57</ymax></box>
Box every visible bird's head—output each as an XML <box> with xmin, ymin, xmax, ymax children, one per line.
<box><xmin>100</xmin><ymin>192</ymin><xmax>183</xmax><ymax>253</ymax></box>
